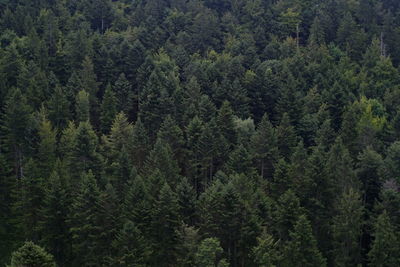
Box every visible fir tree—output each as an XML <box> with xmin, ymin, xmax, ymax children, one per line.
<box><xmin>368</xmin><ymin>211</ymin><xmax>400</xmax><ymax>267</ymax></box>
<box><xmin>9</xmin><ymin>241</ymin><xmax>56</xmax><ymax>267</ymax></box>
<box><xmin>284</xmin><ymin>215</ymin><xmax>327</xmax><ymax>267</ymax></box>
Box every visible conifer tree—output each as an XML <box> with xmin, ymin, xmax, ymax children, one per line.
<box><xmin>368</xmin><ymin>211</ymin><xmax>400</xmax><ymax>267</ymax></box>
<box><xmin>130</xmin><ymin>117</ymin><xmax>150</xmax><ymax>170</ymax></box>
<box><xmin>276</xmin><ymin>112</ymin><xmax>298</xmax><ymax>160</ymax></box>
<box><xmin>150</xmin><ymin>182</ymin><xmax>181</xmax><ymax>266</ymax></box>
<box><xmin>9</xmin><ymin>241</ymin><xmax>56</xmax><ymax>267</ymax></box>
<box><xmin>112</xmin><ymin>220</ymin><xmax>150</xmax><ymax>267</ymax></box>
<box><xmin>195</xmin><ymin>237</ymin><xmax>228</xmax><ymax>267</ymax></box>
<box><xmin>47</xmin><ymin>86</ymin><xmax>70</xmax><ymax>129</ymax></box>
<box><xmin>100</xmin><ymin>84</ymin><xmax>117</xmax><ymax>134</ymax></box>
<box><xmin>39</xmin><ymin>170</ymin><xmax>70</xmax><ymax>264</ymax></box>
<box><xmin>37</xmin><ymin>119</ymin><xmax>56</xmax><ymax>179</ymax></box>
<box><xmin>252</xmin><ymin>231</ymin><xmax>281</xmax><ymax>267</ymax></box>
<box><xmin>176</xmin><ymin>177</ymin><xmax>197</xmax><ymax>225</ymax></box>
<box><xmin>114</xmin><ymin>73</ymin><xmax>133</xmax><ymax>116</ymax></box>
<box><xmin>284</xmin><ymin>215</ymin><xmax>327</xmax><ymax>267</ymax></box>
<box><xmin>75</xmin><ymin>90</ymin><xmax>90</xmax><ymax>123</ymax></box>
<box><xmin>332</xmin><ymin>188</ymin><xmax>364</xmax><ymax>266</ymax></box>
<box><xmin>251</xmin><ymin>113</ymin><xmax>278</xmax><ymax>179</ymax></box>
<box><xmin>1</xmin><ymin>88</ymin><xmax>34</xmax><ymax>178</ymax></box>
<box><xmin>69</xmin><ymin>171</ymin><xmax>101</xmax><ymax>266</ymax></box>
<box><xmin>80</xmin><ymin>56</ymin><xmax>101</xmax><ymax>126</ymax></box>
<box><xmin>96</xmin><ymin>183</ymin><xmax>120</xmax><ymax>265</ymax></box>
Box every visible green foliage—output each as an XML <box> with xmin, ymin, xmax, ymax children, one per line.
<box><xmin>195</xmin><ymin>237</ymin><xmax>228</xmax><ymax>267</ymax></box>
<box><xmin>2</xmin><ymin>1</ymin><xmax>400</xmax><ymax>266</ymax></box>
<box><xmin>368</xmin><ymin>211</ymin><xmax>400</xmax><ymax>266</ymax></box>
<box><xmin>283</xmin><ymin>215</ymin><xmax>327</xmax><ymax>267</ymax></box>
<box><xmin>9</xmin><ymin>241</ymin><xmax>55</xmax><ymax>267</ymax></box>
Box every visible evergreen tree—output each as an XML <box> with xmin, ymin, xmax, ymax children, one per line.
<box><xmin>9</xmin><ymin>241</ymin><xmax>55</xmax><ymax>267</ymax></box>
<box><xmin>194</xmin><ymin>237</ymin><xmax>229</xmax><ymax>267</ymax></box>
<box><xmin>251</xmin><ymin>113</ymin><xmax>278</xmax><ymax>179</ymax></box>
<box><xmin>39</xmin><ymin>170</ymin><xmax>70</xmax><ymax>265</ymax></box>
<box><xmin>368</xmin><ymin>211</ymin><xmax>400</xmax><ymax>267</ymax></box>
<box><xmin>69</xmin><ymin>171</ymin><xmax>101</xmax><ymax>266</ymax></box>
<box><xmin>75</xmin><ymin>90</ymin><xmax>90</xmax><ymax>123</ymax></box>
<box><xmin>1</xmin><ymin>88</ymin><xmax>34</xmax><ymax>178</ymax></box>
<box><xmin>80</xmin><ymin>56</ymin><xmax>101</xmax><ymax>127</ymax></box>
<box><xmin>332</xmin><ymin>188</ymin><xmax>364</xmax><ymax>266</ymax></box>
<box><xmin>47</xmin><ymin>86</ymin><xmax>70</xmax><ymax>129</ymax></box>
<box><xmin>150</xmin><ymin>182</ymin><xmax>181</xmax><ymax>266</ymax></box>
<box><xmin>36</xmin><ymin>119</ymin><xmax>56</xmax><ymax>179</ymax></box>
<box><xmin>284</xmin><ymin>215</ymin><xmax>327</xmax><ymax>267</ymax></box>
<box><xmin>114</xmin><ymin>73</ymin><xmax>133</xmax><ymax>117</ymax></box>
<box><xmin>100</xmin><ymin>84</ymin><xmax>117</xmax><ymax>134</ymax></box>
<box><xmin>112</xmin><ymin>220</ymin><xmax>150</xmax><ymax>267</ymax></box>
<box><xmin>252</xmin><ymin>231</ymin><xmax>281</xmax><ymax>267</ymax></box>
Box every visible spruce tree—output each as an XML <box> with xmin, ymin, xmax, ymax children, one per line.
<box><xmin>1</xmin><ymin>88</ymin><xmax>34</xmax><ymax>178</ymax></box>
<box><xmin>284</xmin><ymin>215</ymin><xmax>327</xmax><ymax>267</ymax></box>
<box><xmin>69</xmin><ymin>171</ymin><xmax>101</xmax><ymax>266</ymax></box>
<box><xmin>9</xmin><ymin>241</ymin><xmax>56</xmax><ymax>267</ymax></box>
<box><xmin>194</xmin><ymin>237</ymin><xmax>228</xmax><ymax>267</ymax></box>
<box><xmin>150</xmin><ymin>182</ymin><xmax>181</xmax><ymax>267</ymax></box>
<box><xmin>332</xmin><ymin>188</ymin><xmax>364</xmax><ymax>266</ymax></box>
<box><xmin>39</xmin><ymin>170</ymin><xmax>70</xmax><ymax>265</ymax></box>
<box><xmin>100</xmin><ymin>84</ymin><xmax>117</xmax><ymax>134</ymax></box>
<box><xmin>112</xmin><ymin>220</ymin><xmax>150</xmax><ymax>267</ymax></box>
<box><xmin>75</xmin><ymin>90</ymin><xmax>90</xmax><ymax>123</ymax></box>
<box><xmin>251</xmin><ymin>113</ymin><xmax>278</xmax><ymax>179</ymax></box>
<box><xmin>368</xmin><ymin>211</ymin><xmax>400</xmax><ymax>267</ymax></box>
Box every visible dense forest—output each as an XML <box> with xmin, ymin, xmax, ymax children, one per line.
<box><xmin>1</xmin><ymin>0</ymin><xmax>400</xmax><ymax>266</ymax></box>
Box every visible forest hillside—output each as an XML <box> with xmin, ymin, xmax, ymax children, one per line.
<box><xmin>1</xmin><ymin>0</ymin><xmax>400</xmax><ymax>266</ymax></box>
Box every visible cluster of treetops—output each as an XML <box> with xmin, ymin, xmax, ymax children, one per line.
<box><xmin>2</xmin><ymin>0</ymin><xmax>400</xmax><ymax>266</ymax></box>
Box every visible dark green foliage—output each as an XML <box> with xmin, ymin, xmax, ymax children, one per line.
<box><xmin>69</xmin><ymin>171</ymin><xmax>101</xmax><ymax>266</ymax></box>
<box><xmin>283</xmin><ymin>215</ymin><xmax>327</xmax><ymax>267</ymax></box>
<box><xmin>150</xmin><ymin>182</ymin><xmax>181</xmax><ymax>266</ymax></box>
<box><xmin>100</xmin><ymin>84</ymin><xmax>117</xmax><ymax>133</ymax></box>
<box><xmin>2</xmin><ymin>1</ymin><xmax>400</xmax><ymax>266</ymax></box>
<box><xmin>368</xmin><ymin>211</ymin><xmax>400</xmax><ymax>266</ymax></box>
<box><xmin>9</xmin><ymin>241</ymin><xmax>55</xmax><ymax>267</ymax></box>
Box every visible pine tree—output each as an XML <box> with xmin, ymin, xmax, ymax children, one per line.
<box><xmin>9</xmin><ymin>241</ymin><xmax>56</xmax><ymax>267</ymax></box>
<box><xmin>144</xmin><ymin>138</ymin><xmax>181</xmax><ymax>187</ymax></box>
<box><xmin>114</xmin><ymin>73</ymin><xmax>133</xmax><ymax>116</ymax></box>
<box><xmin>1</xmin><ymin>88</ymin><xmax>34</xmax><ymax>178</ymax></box>
<box><xmin>112</xmin><ymin>220</ymin><xmax>150</xmax><ymax>267</ymax></box>
<box><xmin>176</xmin><ymin>177</ymin><xmax>197</xmax><ymax>225</ymax></box>
<box><xmin>69</xmin><ymin>171</ymin><xmax>101</xmax><ymax>266</ymax></box>
<box><xmin>122</xmin><ymin>175</ymin><xmax>152</xmax><ymax>235</ymax></box>
<box><xmin>36</xmin><ymin>119</ymin><xmax>56</xmax><ymax>180</ymax></box>
<box><xmin>251</xmin><ymin>113</ymin><xmax>278</xmax><ymax>179</ymax></box>
<box><xmin>368</xmin><ymin>211</ymin><xmax>400</xmax><ymax>267</ymax></box>
<box><xmin>12</xmin><ymin>159</ymin><xmax>45</xmax><ymax>241</ymax></box>
<box><xmin>130</xmin><ymin>117</ymin><xmax>150</xmax><ymax>171</ymax></box>
<box><xmin>332</xmin><ymin>188</ymin><xmax>364</xmax><ymax>266</ymax></box>
<box><xmin>150</xmin><ymin>182</ymin><xmax>181</xmax><ymax>267</ymax></box>
<box><xmin>39</xmin><ymin>170</ymin><xmax>70</xmax><ymax>265</ymax></box>
<box><xmin>276</xmin><ymin>112</ymin><xmax>298</xmax><ymax>160</ymax></box>
<box><xmin>157</xmin><ymin>115</ymin><xmax>185</xmax><ymax>161</ymax></box>
<box><xmin>194</xmin><ymin>237</ymin><xmax>228</xmax><ymax>267</ymax></box>
<box><xmin>274</xmin><ymin>189</ymin><xmax>303</xmax><ymax>241</ymax></box>
<box><xmin>252</xmin><ymin>231</ymin><xmax>281</xmax><ymax>267</ymax></box>
<box><xmin>96</xmin><ymin>183</ymin><xmax>120</xmax><ymax>265</ymax></box>
<box><xmin>75</xmin><ymin>90</ymin><xmax>90</xmax><ymax>123</ymax></box>
<box><xmin>47</xmin><ymin>85</ymin><xmax>70</xmax><ymax>129</ymax></box>
<box><xmin>80</xmin><ymin>56</ymin><xmax>101</xmax><ymax>127</ymax></box>
<box><xmin>67</xmin><ymin>121</ymin><xmax>102</xmax><ymax>181</ymax></box>
<box><xmin>140</xmin><ymin>50</ymin><xmax>180</xmax><ymax>135</ymax></box>
<box><xmin>100</xmin><ymin>84</ymin><xmax>117</xmax><ymax>134</ymax></box>
<box><xmin>284</xmin><ymin>215</ymin><xmax>327</xmax><ymax>267</ymax></box>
